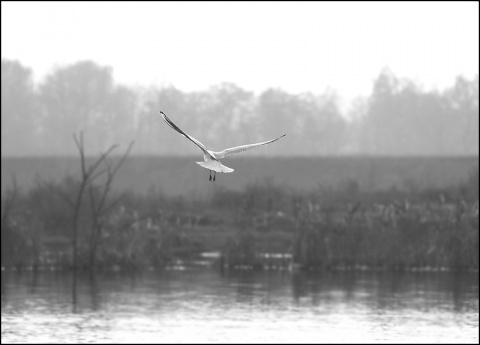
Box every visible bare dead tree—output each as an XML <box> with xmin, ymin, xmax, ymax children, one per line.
<box><xmin>1</xmin><ymin>175</ymin><xmax>18</xmax><ymax>228</ymax></box>
<box><xmin>44</xmin><ymin>132</ymin><xmax>134</xmax><ymax>270</ymax></box>
<box><xmin>1</xmin><ymin>176</ymin><xmax>19</xmax><ymax>265</ymax></box>
<box><xmin>87</xmin><ymin>141</ymin><xmax>134</xmax><ymax>270</ymax></box>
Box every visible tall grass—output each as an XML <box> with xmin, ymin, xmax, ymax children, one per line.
<box><xmin>291</xmin><ymin>201</ymin><xmax>478</xmax><ymax>270</ymax></box>
<box><xmin>1</xmin><ymin>167</ymin><xmax>478</xmax><ymax>271</ymax></box>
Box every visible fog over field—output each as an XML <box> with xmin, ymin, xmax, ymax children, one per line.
<box><xmin>2</xmin><ymin>59</ymin><xmax>479</xmax><ymax>158</ymax></box>
<box><xmin>2</xmin><ymin>2</ymin><xmax>479</xmax><ymax>159</ymax></box>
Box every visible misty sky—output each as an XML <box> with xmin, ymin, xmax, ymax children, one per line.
<box><xmin>2</xmin><ymin>1</ymin><xmax>479</xmax><ymax>112</ymax></box>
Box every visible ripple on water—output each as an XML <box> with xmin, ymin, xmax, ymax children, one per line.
<box><xmin>1</xmin><ymin>270</ymin><xmax>479</xmax><ymax>343</ymax></box>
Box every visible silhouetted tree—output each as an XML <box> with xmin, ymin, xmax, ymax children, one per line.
<box><xmin>445</xmin><ymin>75</ymin><xmax>479</xmax><ymax>155</ymax></box>
<box><xmin>199</xmin><ymin>83</ymin><xmax>255</xmax><ymax>149</ymax></box>
<box><xmin>2</xmin><ymin>59</ymin><xmax>478</xmax><ymax>157</ymax></box>
<box><xmin>255</xmin><ymin>88</ymin><xmax>346</xmax><ymax>155</ymax></box>
<box><xmin>100</xmin><ymin>85</ymin><xmax>137</xmax><ymax>152</ymax></box>
<box><xmin>38</xmin><ymin>61</ymin><xmax>116</xmax><ymax>155</ymax></box>
<box><xmin>44</xmin><ymin>132</ymin><xmax>133</xmax><ymax>270</ymax></box>
<box><xmin>358</xmin><ymin>69</ymin><xmax>479</xmax><ymax>155</ymax></box>
<box><xmin>360</xmin><ymin>68</ymin><xmax>400</xmax><ymax>154</ymax></box>
<box><xmin>1</xmin><ymin>59</ymin><xmax>37</xmax><ymax>156</ymax></box>
<box><xmin>137</xmin><ymin>86</ymin><xmax>189</xmax><ymax>155</ymax></box>
<box><xmin>296</xmin><ymin>91</ymin><xmax>347</xmax><ymax>155</ymax></box>
<box><xmin>255</xmin><ymin>89</ymin><xmax>294</xmax><ymax>155</ymax></box>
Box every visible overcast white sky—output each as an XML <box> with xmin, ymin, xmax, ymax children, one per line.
<box><xmin>2</xmin><ymin>1</ymin><xmax>479</xmax><ymax>112</ymax></box>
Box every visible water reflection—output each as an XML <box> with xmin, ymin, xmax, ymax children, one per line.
<box><xmin>2</xmin><ymin>269</ymin><xmax>479</xmax><ymax>343</ymax></box>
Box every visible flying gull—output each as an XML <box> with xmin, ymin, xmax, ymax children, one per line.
<box><xmin>160</xmin><ymin>111</ymin><xmax>286</xmax><ymax>181</ymax></box>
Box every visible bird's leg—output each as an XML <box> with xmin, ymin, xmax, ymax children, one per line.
<box><xmin>209</xmin><ymin>170</ymin><xmax>212</xmax><ymax>181</ymax></box>
<box><xmin>213</xmin><ymin>171</ymin><xmax>216</xmax><ymax>181</ymax></box>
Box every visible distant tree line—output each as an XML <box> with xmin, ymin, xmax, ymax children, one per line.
<box><xmin>1</xmin><ymin>59</ymin><xmax>478</xmax><ymax>156</ymax></box>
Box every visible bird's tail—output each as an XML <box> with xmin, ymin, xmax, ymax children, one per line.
<box><xmin>196</xmin><ymin>160</ymin><xmax>234</xmax><ymax>173</ymax></box>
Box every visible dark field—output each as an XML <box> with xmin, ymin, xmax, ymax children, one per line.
<box><xmin>2</xmin><ymin>155</ymin><xmax>478</xmax><ymax>197</ymax></box>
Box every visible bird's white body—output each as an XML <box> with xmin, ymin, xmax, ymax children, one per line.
<box><xmin>159</xmin><ymin>111</ymin><xmax>285</xmax><ymax>179</ymax></box>
<box><xmin>197</xmin><ymin>152</ymin><xmax>234</xmax><ymax>173</ymax></box>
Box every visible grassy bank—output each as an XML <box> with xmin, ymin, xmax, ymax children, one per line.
<box><xmin>1</xmin><ymin>165</ymin><xmax>478</xmax><ymax>272</ymax></box>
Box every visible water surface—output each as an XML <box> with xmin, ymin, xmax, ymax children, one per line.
<box><xmin>2</xmin><ymin>269</ymin><xmax>478</xmax><ymax>343</ymax></box>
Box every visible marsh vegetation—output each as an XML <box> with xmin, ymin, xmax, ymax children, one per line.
<box><xmin>2</xmin><ymin>156</ymin><xmax>478</xmax><ymax>272</ymax></box>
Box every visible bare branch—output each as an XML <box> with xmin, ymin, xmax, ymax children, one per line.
<box><xmin>86</xmin><ymin>167</ymin><xmax>109</xmax><ymax>185</ymax></box>
<box><xmin>96</xmin><ymin>141</ymin><xmax>134</xmax><ymax>215</ymax></box>
<box><xmin>39</xmin><ymin>177</ymin><xmax>75</xmax><ymax>209</ymax></box>
<box><xmin>85</xmin><ymin>141</ymin><xmax>134</xmax><ymax>216</ymax></box>
<box><xmin>1</xmin><ymin>175</ymin><xmax>19</xmax><ymax>223</ymax></box>
<box><xmin>73</xmin><ymin>132</ymin><xmax>87</xmax><ymax>179</ymax></box>
<box><xmin>85</xmin><ymin>144</ymin><xmax>119</xmax><ymax>183</ymax></box>
<box><xmin>110</xmin><ymin>140</ymin><xmax>134</xmax><ymax>176</ymax></box>
<box><xmin>88</xmin><ymin>185</ymin><xmax>98</xmax><ymax>216</ymax></box>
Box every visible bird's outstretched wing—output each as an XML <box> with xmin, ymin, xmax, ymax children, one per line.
<box><xmin>160</xmin><ymin>111</ymin><xmax>208</xmax><ymax>154</ymax></box>
<box><xmin>213</xmin><ymin>134</ymin><xmax>286</xmax><ymax>159</ymax></box>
